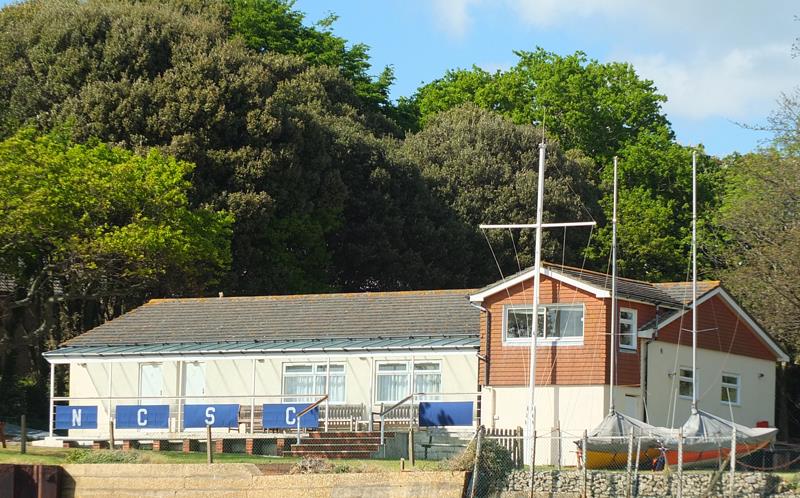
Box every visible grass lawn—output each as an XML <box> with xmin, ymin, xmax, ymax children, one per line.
<box><xmin>0</xmin><ymin>443</ymin><xmax>442</xmax><ymax>471</ymax></box>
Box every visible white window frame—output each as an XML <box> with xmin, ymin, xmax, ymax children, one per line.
<box><xmin>282</xmin><ymin>362</ymin><xmax>346</xmax><ymax>404</ymax></box>
<box><xmin>618</xmin><ymin>308</ymin><xmax>637</xmax><ymax>351</ymax></box>
<box><xmin>678</xmin><ymin>367</ymin><xmax>694</xmax><ymax>400</ymax></box>
<box><xmin>721</xmin><ymin>373</ymin><xmax>741</xmax><ymax>406</ymax></box>
<box><xmin>374</xmin><ymin>360</ymin><xmax>442</xmax><ymax>403</ymax></box>
<box><xmin>183</xmin><ymin>361</ymin><xmax>206</xmax><ymax>398</ymax></box>
<box><xmin>139</xmin><ymin>362</ymin><xmax>164</xmax><ymax>400</ymax></box>
<box><xmin>502</xmin><ymin>303</ymin><xmax>584</xmax><ymax>346</ymax></box>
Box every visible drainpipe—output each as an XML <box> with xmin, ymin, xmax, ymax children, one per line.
<box><xmin>470</xmin><ymin>302</ymin><xmax>490</xmax><ymax>425</ymax></box>
<box><xmin>641</xmin><ymin>305</ymin><xmax>660</xmax><ymax>423</ymax></box>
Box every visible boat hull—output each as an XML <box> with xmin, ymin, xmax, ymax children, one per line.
<box><xmin>584</xmin><ymin>448</ymin><xmax>660</xmax><ymax>469</ymax></box>
<box><xmin>665</xmin><ymin>440</ymin><xmax>771</xmax><ymax>468</ymax></box>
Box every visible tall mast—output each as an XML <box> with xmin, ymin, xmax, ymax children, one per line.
<box><xmin>691</xmin><ymin>151</ymin><xmax>698</xmax><ymax>413</ymax></box>
<box><xmin>526</xmin><ymin>140</ymin><xmax>546</xmax><ymax>442</ymax></box>
<box><xmin>609</xmin><ymin>156</ymin><xmax>618</xmax><ymax>414</ymax></box>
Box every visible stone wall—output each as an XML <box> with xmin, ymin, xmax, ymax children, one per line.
<box><xmin>499</xmin><ymin>469</ymin><xmax>798</xmax><ymax>497</ymax></box>
<box><xmin>61</xmin><ymin>464</ymin><xmax>467</xmax><ymax>498</ymax></box>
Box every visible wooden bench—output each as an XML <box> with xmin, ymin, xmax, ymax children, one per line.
<box><xmin>238</xmin><ymin>403</ymin><xmax>367</xmax><ymax>432</ymax></box>
<box><xmin>371</xmin><ymin>403</ymin><xmax>418</xmax><ymax>430</ymax></box>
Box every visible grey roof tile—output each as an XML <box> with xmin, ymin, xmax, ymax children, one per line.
<box><xmin>64</xmin><ymin>289</ymin><xmax>480</xmax><ymax>347</ymax></box>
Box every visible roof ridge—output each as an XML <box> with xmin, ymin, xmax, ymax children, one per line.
<box><xmin>146</xmin><ymin>288</ymin><xmax>478</xmax><ymax>304</ymax></box>
<box><xmin>543</xmin><ymin>262</ymin><xmax>656</xmax><ymax>286</ymax></box>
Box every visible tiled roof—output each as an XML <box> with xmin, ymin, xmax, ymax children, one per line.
<box><xmin>64</xmin><ymin>289</ymin><xmax>480</xmax><ymax>347</ymax></box>
<box><xmin>652</xmin><ymin>281</ymin><xmax>720</xmax><ymax>304</ymax></box>
<box><xmin>473</xmin><ymin>263</ymin><xmax>689</xmax><ymax>307</ymax></box>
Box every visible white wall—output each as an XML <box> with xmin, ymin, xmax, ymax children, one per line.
<box><xmin>645</xmin><ymin>341</ymin><xmax>776</xmax><ymax>428</ymax></box>
<box><xmin>62</xmin><ymin>351</ymin><xmax>478</xmax><ymax>438</ymax></box>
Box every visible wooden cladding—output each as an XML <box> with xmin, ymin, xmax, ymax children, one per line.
<box><xmin>479</xmin><ymin>278</ymin><xmax>608</xmax><ymax>387</ymax></box>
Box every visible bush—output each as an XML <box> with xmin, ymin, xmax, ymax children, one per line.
<box><xmin>289</xmin><ymin>456</ymin><xmax>333</xmax><ymax>474</ymax></box>
<box><xmin>65</xmin><ymin>449</ymin><xmax>141</xmax><ymax>464</ymax></box>
<box><xmin>443</xmin><ymin>436</ymin><xmax>514</xmax><ymax>495</ymax></box>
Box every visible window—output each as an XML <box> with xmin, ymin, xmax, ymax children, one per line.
<box><xmin>678</xmin><ymin>368</ymin><xmax>693</xmax><ymax>399</ymax></box>
<box><xmin>503</xmin><ymin>304</ymin><xmax>583</xmax><ymax>344</ymax></box>
<box><xmin>282</xmin><ymin>363</ymin><xmax>345</xmax><ymax>403</ymax></box>
<box><xmin>721</xmin><ymin>374</ymin><xmax>740</xmax><ymax>405</ymax></box>
<box><xmin>375</xmin><ymin>361</ymin><xmax>442</xmax><ymax>403</ymax></box>
<box><xmin>619</xmin><ymin>309</ymin><xmax>637</xmax><ymax>350</ymax></box>
<box><xmin>184</xmin><ymin>362</ymin><xmax>206</xmax><ymax>398</ymax></box>
<box><xmin>140</xmin><ymin>363</ymin><xmax>163</xmax><ymax>398</ymax></box>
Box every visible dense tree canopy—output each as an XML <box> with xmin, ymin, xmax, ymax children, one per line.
<box><xmin>0</xmin><ymin>128</ymin><xmax>232</xmax><ymax>419</ymax></box>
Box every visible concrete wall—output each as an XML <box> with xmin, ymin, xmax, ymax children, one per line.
<box><xmin>64</xmin><ymin>351</ymin><xmax>478</xmax><ymax>438</ymax></box>
<box><xmin>60</xmin><ymin>464</ymin><xmax>467</xmax><ymax>498</ymax></box>
<box><xmin>645</xmin><ymin>341</ymin><xmax>776</xmax><ymax>428</ymax></box>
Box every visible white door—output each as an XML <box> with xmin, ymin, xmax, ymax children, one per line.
<box><xmin>623</xmin><ymin>395</ymin><xmax>639</xmax><ymax>419</ymax></box>
<box><xmin>140</xmin><ymin>363</ymin><xmax>163</xmax><ymax>399</ymax></box>
<box><xmin>184</xmin><ymin>362</ymin><xmax>206</xmax><ymax>398</ymax></box>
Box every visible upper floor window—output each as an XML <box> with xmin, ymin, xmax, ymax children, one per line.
<box><xmin>619</xmin><ymin>308</ymin><xmax>637</xmax><ymax>350</ymax></box>
<box><xmin>721</xmin><ymin>373</ymin><xmax>740</xmax><ymax>405</ymax></box>
<box><xmin>503</xmin><ymin>304</ymin><xmax>584</xmax><ymax>345</ymax></box>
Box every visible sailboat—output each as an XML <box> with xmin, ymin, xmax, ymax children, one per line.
<box><xmin>581</xmin><ymin>157</ymin><xmax>665</xmax><ymax>469</ymax></box>
<box><xmin>660</xmin><ymin>152</ymin><xmax>777</xmax><ymax>468</ymax></box>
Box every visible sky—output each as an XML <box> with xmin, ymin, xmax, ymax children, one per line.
<box><xmin>294</xmin><ymin>0</ymin><xmax>800</xmax><ymax>157</ymax></box>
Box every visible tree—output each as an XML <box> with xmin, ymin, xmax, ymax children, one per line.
<box><xmin>706</xmin><ymin>149</ymin><xmax>800</xmax><ymax>358</ymax></box>
<box><xmin>412</xmin><ymin>49</ymin><xmax>670</xmax><ymax>161</ymax></box>
<box><xmin>0</xmin><ymin>128</ymin><xmax>233</xmax><ymax>419</ymax></box>
<box><xmin>399</xmin><ymin>104</ymin><xmax>599</xmax><ymax>285</ymax></box>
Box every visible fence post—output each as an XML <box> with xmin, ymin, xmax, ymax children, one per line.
<box><xmin>556</xmin><ymin>420</ymin><xmax>562</xmax><ymax>470</ymax></box>
<box><xmin>626</xmin><ymin>432</ymin><xmax>634</xmax><ymax>498</ymax></box>
<box><xmin>677</xmin><ymin>430</ymin><xmax>683</xmax><ymax>498</ymax></box>
<box><xmin>0</xmin><ymin>421</ymin><xmax>6</xmax><ymax>449</ymax></box>
<box><xmin>633</xmin><ymin>435</ymin><xmax>642</xmax><ymax>498</ymax></box>
<box><xmin>729</xmin><ymin>429</ymin><xmax>736</xmax><ymax>498</ymax></box>
<box><xmin>206</xmin><ymin>424</ymin><xmax>213</xmax><ymax>464</ymax></box>
<box><xmin>516</xmin><ymin>426</ymin><xmax>523</xmax><ymax>467</ymax></box>
<box><xmin>582</xmin><ymin>430</ymin><xmax>588</xmax><ymax>498</ymax></box>
<box><xmin>109</xmin><ymin>419</ymin><xmax>115</xmax><ymax>450</ymax></box>
<box><xmin>529</xmin><ymin>430</ymin><xmax>536</xmax><ymax>498</ymax></box>
<box><xmin>408</xmin><ymin>428</ymin><xmax>415</xmax><ymax>467</ymax></box>
<box><xmin>20</xmin><ymin>415</ymin><xmax>26</xmax><ymax>454</ymax></box>
<box><xmin>470</xmin><ymin>426</ymin><xmax>484</xmax><ymax>498</ymax></box>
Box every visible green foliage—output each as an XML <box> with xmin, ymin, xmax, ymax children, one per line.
<box><xmin>413</xmin><ymin>48</ymin><xmax>669</xmax><ymax>161</ymax></box>
<box><xmin>400</xmin><ymin>104</ymin><xmax>599</xmax><ymax>283</ymax></box>
<box><xmin>227</xmin><ymin>0</ymin><xmax>395</xmax><ymax>114</ymax></box>
<box><xmin>0</xmin><ymin>128</ymin><xmax>233</xmax><ymax>294</ymax></box>
<box><xmin>65</xmin><ymin>449</ymin><xmax>141</xmax><ymax>464</ymax></box>
<box><xmin>445</xmin><ymin>436</ymin><xmax>514</xmax><ymax>494</ymax></box>
<box><xmin>586</xmin><ymin>128</ymin><xmax>721</xmax><ymax>280</ymax></box>
<box><xmin>706</xmin><ymin>149</ymin><xmax>800</xmax><ymax>357</ymax></box>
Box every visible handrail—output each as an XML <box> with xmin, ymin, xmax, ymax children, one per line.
<box><xmin>51</xmin><ymin>393</ymin><xmax>328</xmax><ymax>401</ymax></box>
<box><xmin>297</xmin><ymin>395</ymin><xmax>329</xmax><ymax>419</ymax></box>
<box><xmin>380</xmin><ymin>393</ymin><xmax>418</xmax><ymax>417</ymax></box>
<box><xmin>296</xmin><ymin>395</ymin><xmax>328</xmax><ymax>444</ymax></box>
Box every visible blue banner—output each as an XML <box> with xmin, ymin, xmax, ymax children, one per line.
<box><xmin>116</xmin><ymin>405</ymin><xmax>170</xmax><ymax>429</ymax></box>
<box><xmin>262</xmin><ymin>403</ymin><xmax>319</xmax><ymax>429</ymax></box>
<box><xmin>55</xmin><ymin>405</ymin><xmax>98</xmax><ymax>430</ymax></box>
<box><xmin>183</xmin><ymin>404</ymin><xmax>239</xmax><ymax>428</ymax></box>
<box><xmin>419</xmin><ymin>401</ymin><xmax>473</xmax><ymax>427</ymax></box>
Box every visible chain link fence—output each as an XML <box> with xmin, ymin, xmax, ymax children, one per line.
<box><xmin>462</xmin><ymin>426</ymin><xmax>800</xmax><ymax>497</ymax></box>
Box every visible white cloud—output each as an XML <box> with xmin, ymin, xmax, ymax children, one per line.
<box><xmin>626</xmin><ymin>44</ymin><xmax>799</xmax><ymax>120</ymax></box>
<box><xmin>506</xmin><ymin>0</ymin><xmax>632</xmax><ymax>28</ymax></box>
<box><xmin>430</xmin><ymin>0</ymin><xmax>481</xmax><ymax>38</ymax></box>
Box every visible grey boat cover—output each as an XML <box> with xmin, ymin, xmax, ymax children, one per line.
<box><xmin>580</xmin><ymin>410</ymin><xmax>667</xmax><ymax>452</ymax></box>
<box><xmin>670</xmin><ymin>409</ymin><xmax>777</xmax><ymax>453</ymax></box>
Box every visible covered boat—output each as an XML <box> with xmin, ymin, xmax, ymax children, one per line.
<box><xmin>663</xmin><ymin>409</ymin><xmax>777</xmax><ymax>467</ymax></box>
<box><xmin>581</xmin><ymin>410</ymin><xmax>667</xmax><ymax>469</ymax></box>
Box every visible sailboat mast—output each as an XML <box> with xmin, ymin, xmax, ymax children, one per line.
<box><xmin>691</xmin><ymin>151</ymin><xmax>698</xmax><ymax>413</ymax></box>
<box><xmin>527</xmin><ymin>141</ymin><xmax>546</xmax><ymax>444</ymax></box>
<box><xmin>609</xmin><ymin>157</ymin><xmax>618</xmax><ymax>413</ymax></box>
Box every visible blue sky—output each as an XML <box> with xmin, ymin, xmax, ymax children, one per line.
<box><xmin>1</xmin><ymin>0</ymin><xmax>796</xmax><ymax>156</ymax></box>
<box><xmin>294</xmin><ymin>0</ymin><xmax>800</xmax><ymax>157</ymax></box>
